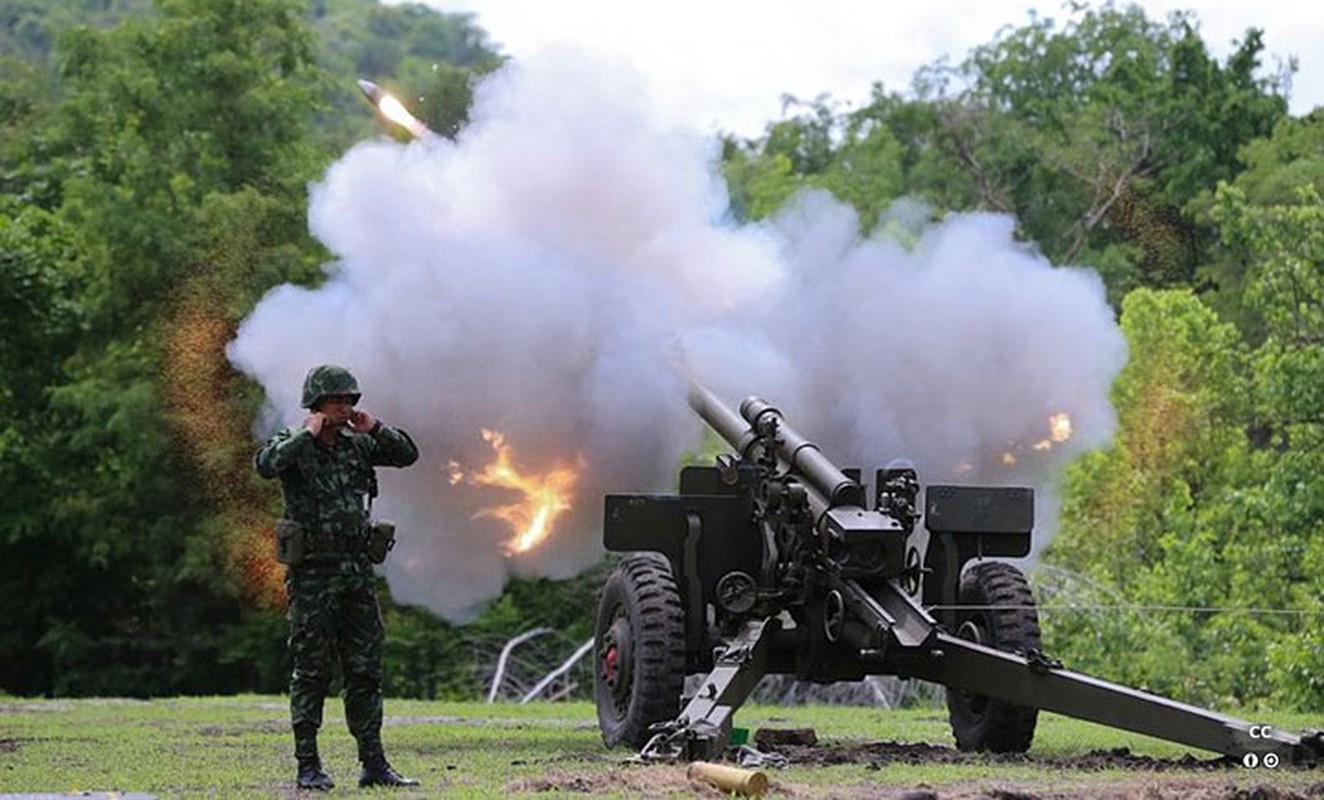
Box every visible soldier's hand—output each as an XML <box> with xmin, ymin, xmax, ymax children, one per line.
<box><xmin>305</xmin><ymin>412</ymin><xmax>327</xmax><ymax>436</ymax></box>
<box><xmin>350</xmin><ymin>409</ymin><xmax>378</xmax><ymax>433</ymax></box>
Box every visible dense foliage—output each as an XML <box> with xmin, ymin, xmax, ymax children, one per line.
<box><xmin>1</xmin><ymin>0</ymin><xmax>1320</xmax><ymax>712</ymax></box>
<box><xmin>0</xmin><ymin>0</ymin><xmax>514</xmax><ymax>698</ymax></box>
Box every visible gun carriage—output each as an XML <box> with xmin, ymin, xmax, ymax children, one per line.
<box><xmin>593</xmin><ymin>384</ymin><xmax>1323</xmax><ymax>765</ymax></box>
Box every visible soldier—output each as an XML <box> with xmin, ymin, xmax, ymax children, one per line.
<box><xmin>255</xmin><ymin>364</ymin><xmax>421</xmax><ymax>790</ymax></box>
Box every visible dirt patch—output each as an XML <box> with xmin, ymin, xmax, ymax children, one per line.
<box><xmin>510</xmin><ymin>744</ymin><xmax>1322</xmax><ymax>799</ymax></box>
<box><xmin>508</xmin><ymin>768</ymin><xmax>1320</xmax><ymax>799</ymax></box>
<box><xmin>951</xmin><ymin>784</ymin><xmax>1320</xmax><ymax>800</ymax></box>
<box><xmin>0</xmin><ymin>737</ymin><xmax>19</xmax><ymax>753</ymax></box>
<box><xmin>384</xmin><ymin>714</ymin><xmax>596</xmax><ymax>730</ymax></box>
<box><xmin>0</xmin><ymin>701</ymin><xmax>73</xmax><ymax>714</ymax></box>
<box><xmin>196</xmin><ymin>719</ymin><xmax>288</xmax><ymax>737</ymax></box>
<box><xmin>772</xmin><ymin>741</ymin><xmax>1242</xmax><ymax>771</ymax></box>
<box><xmin>506</xmin><ymin>764</ymin><xmax>787</xmax><ymax>798</ymax></box>
<box><xmin>765</xmin><ymin>741</ymin><xmax>1320</xmax><ymax>798</ymax></box>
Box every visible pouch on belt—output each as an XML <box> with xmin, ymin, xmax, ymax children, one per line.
<box><xmin>275</xmin><ymin>519</ymin><xmax>306</xmax><ymax>566</ymax></box>
<box><xmin>365</xmin><ymin>520</ymin><xmax>396</xmax><ymax>565</ymax></box>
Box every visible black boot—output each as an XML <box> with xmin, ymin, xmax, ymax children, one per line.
<box><xmin>358</xmin><ymin>753</ymin><xmax>419</xmax><ymax>788</ymax></box>
<box><xmin>294</xmin><ymin>724</ymin><xmax>334</xmax><ymax>791</ymax></box>
<box><xmin>297</xmin><ymin>757</ymin><xmax>335</xmax><ymax>791</ymax></box>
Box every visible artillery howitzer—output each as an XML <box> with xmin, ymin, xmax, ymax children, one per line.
<box><xmin>593</xmin><ymin>384</ymin><xmax>1324</xmax><ymax>765</ymax></box>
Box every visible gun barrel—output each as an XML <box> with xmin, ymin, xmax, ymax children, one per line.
<box><xmin>739</xmin><ymin>397</ymin><xmax>864</xmax><ymax>508</ymax></box>
<box><xmin>686</xmin><ymin>383</ymin><xmax>863</xmax><ymax>508</ymax></box>
<box><xmin>687</xmin><ymin>383</ymin><xmax>760</xmax><ymax>458</ymax></box>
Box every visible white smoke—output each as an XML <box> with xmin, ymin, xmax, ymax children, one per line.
<box><xmin>228</xmin><ymin>48</ymin><xmax>1126</xmax><ymax>622</ymax></box>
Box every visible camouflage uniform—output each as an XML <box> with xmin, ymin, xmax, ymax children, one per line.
<box><xmin>255</xmin><ymin>365</ymin><xmax>419</xmax><ymax>788</ymax></box>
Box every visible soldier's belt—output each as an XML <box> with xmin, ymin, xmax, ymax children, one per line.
<box><xmin>276</xmin><ymin>518</ymin><xmax>393</xmax><ymax>566</ymax></box>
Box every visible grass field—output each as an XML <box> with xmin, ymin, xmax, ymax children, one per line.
<box><xmin>0</xmin><ymin>695</ymin><xmax>1319</xmax><ymax>798</ymax></box>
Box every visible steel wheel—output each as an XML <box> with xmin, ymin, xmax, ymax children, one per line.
<box><xmin>946</xmin><ymin>561</ymin><xmax>1041</xmax><ymax>753</ymax></box>
<box><xmin>593</xmin><ymin>553</ymin><xmax>686</xmax><ymax>748</ymax></box>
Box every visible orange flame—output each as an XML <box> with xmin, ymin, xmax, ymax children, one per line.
<box><xmin>1031</xmin><ymin>411</ymin><xmax>1073</xmax><ymax>451</ymax></box>
<box><xmin>996</xmin><ymin>411</ymin><xmax>1075</xmax><ymax>468</ymax></box>
<box><xmin>449</xmin><ymin>429</ymin><xmax>584</xmax><ymax>555</ymax></box>
<box><xmin>1049</xmin><ymin>412</ymin><xmax>1073</xmax><ymax>442</ymax></box>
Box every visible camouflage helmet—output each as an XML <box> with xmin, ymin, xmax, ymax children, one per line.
<box><xmin>301</xmin><ymin>364</ymin><xmax>361</xmax><ymax>409</ymax></box>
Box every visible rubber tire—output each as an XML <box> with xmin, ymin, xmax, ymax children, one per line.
<box><xmin>594</xmin><ymin>553</ymin><xmax>687</xmax><ymax>749</ymax></box>
<box><xmin>946</xmin><ymin>561</ymin><xmax>1041</xmax><ymax>753</ymax></box>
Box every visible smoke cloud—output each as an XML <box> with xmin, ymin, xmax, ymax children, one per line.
<box><xmin>228</xmin><ymin>48</ymin><xmax>1126</xmax><ymax>622</ymax></box>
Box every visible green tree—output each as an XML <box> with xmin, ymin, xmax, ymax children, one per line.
<box><xmin>1232</xmin><ymin>112</ymin><xmax>1324</xmax><ymax>206</ymax></box>
<box><xmin>1052</xmin><ymin>289</ymin><xmax>1245</xmax><ymax>578</ymax></box>
<box><xmin>0</xmin><ymin>200</ymin><xmax>88</xmax><ymax>693</ymax></box>
<box><xmin>721</xmin><ymin>95</ymin><xmax>907</xmax><ymax>231</ymax></box>
<box><xmin>955</xmin><ymin>3</ymin><xmax>1287</xmax><ymax>295</ymax></box>
<box><xmin>1196</xmin><ymin>112</ymin><xmax>1324</xmax><ymax>334</ymax></box>
<box><xmin>0</xmin><ymin>0</ymin><xmax>547</xmax><ymax>701</ymax></box>
<box><xmin>0</xmin><ymin>0</ymin><xmax>326</xmax><ymax>696</ymax></box>
<box><xmin>724</xmin><ymin>3</ymin><xmax>1290</xmax><ymax>308</ymax></box>
<box><xmin>0</xmin><ymin>0</ymin><xmax>154</xmax><ymax>63</ymax></box>
<box><xmin>1046</xmin><ymin>288</ymin><xmax>1253</xmax><ymax>704</ymax></box>
<box><xmin>721</xmin><ymin>145</ymin><xmax>799</xmax><ymax>222</ymax></box>
<box><xmin>1212</xmin><ymin>184</ymin><xmax>1324</xmax><ymax>708</ymax></box>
